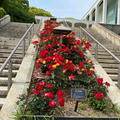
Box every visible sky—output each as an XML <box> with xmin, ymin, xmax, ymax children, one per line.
<box><xmin>29</xmin><ymin>0</ymin><xmax>97</xmax><ymax>20</ymax></box>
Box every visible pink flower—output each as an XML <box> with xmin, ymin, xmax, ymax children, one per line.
<box><xmin>69</xmin><ymin>74</ymin><xmax>75</xmax><ymax>81</ymax></box>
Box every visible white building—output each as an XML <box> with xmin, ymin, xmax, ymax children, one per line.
<box><xmin>82</xmin><ymin>0</ymin><xmax>120</xmax><ymax>25</ymax></box>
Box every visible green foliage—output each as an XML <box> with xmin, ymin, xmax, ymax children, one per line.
<box><xmin>29</xmin><ymin>7</ymin><xmax>53</xmax><ymax>17</ymax></box>
<box><xmin>0</xmin><ymin>7</ymin><xmax>6</xmax><ymax>19</ymax></box>
<box><xmin>0</xmin><ymin>7</ymin><xmax>6</xmax><ymax>18</ymax></box>
<box><xmin>65</xmin><ymin>17</ymin><xmax>75</xmax><ymax>20</ymax></box>
<box><xmin>112</xmin><ymin>104</ymin><xmax>120</xmax><ymax>114</ymax></box>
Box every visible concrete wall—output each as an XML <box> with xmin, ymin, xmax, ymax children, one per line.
<box><xmin>100</xmin><ymin>23</ymin><xmax>120</xmax><ymax>35</ymax></box>
<box><xmin>91</xmin><ymin>23</ymin><xmax>120</xmax><ymax>48</ymax></box>
<box><xmin>0</xmin><ymin>15</ymin><xmax>10</xmax><ymax>27</ymax></box>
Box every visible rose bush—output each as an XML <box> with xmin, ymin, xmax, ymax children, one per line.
<box><xmin>17</xmin><ymin>20</ymin><xmax>112</xmax><ymax>116</ymax></box>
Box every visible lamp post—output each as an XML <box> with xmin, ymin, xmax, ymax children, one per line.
<box><xmin>53</xmin><ymin>24</ymin><xmax>72</xmax><ymax>43</ymax></box>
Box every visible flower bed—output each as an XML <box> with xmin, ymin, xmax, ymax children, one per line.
<box><xmin>16</xmin><ymin>20</ymin><xmax>120</xmax><ymax>119</ymax></box>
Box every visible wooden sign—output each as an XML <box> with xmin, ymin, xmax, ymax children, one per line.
<box><xmin>71</xmin><ymin>88</ymin><xmax>87</xmax><ymax>100</ymax></box>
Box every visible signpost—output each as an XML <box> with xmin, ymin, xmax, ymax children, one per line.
<box><xmin>71</xmin><ymin>88</ymin><xmax>87</xmax><ymax>112</ymax></box>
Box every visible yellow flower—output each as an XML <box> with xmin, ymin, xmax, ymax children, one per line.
<box><xmin>52</xmin><ymin>65</ymin><xmax>57</xmax><ymax>69</ymax></box>
<box><xmin>90</xmin><ymin>68</ymin><xmax>94</xmax><ymax>71</ymax></box>
<box><xmin>43</xmin><ymin>60</ymin><xmax>46</xmax><ymax>64</ymax></box>
<box><xmin>82</xmin><ymin>37</ymin><xmax>85</xmax><ymax>40</ymax></box>
<box><xmin>63</xmin><ymin>69</ymin><xmax>66</xmax><ymax>74</ymax></box>
<box><xmin>65</xmin><ymin>59</ymin><xmax>69</xmax><ymax>64</ymax></box>
<box><xmin>56</xmin><ymin>63</ymin><xmax>60</xmax><ymax>66</ymax></box>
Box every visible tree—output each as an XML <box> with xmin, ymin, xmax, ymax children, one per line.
<box><xmin>29</xmin><ymin>7</ymin><xmax>53</xmax><ymax>17</ymax></box>
<box><xmin>0</xmin><ymin>8</ymin><xmax>6</xmax><ymax>18</ymax></box>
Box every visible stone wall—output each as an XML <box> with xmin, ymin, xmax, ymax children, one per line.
<box><xmin>91</xmin><ymin>23</ymin><xmax>120</xmax><ymax>49</ymax></box>
<box><xmin>0</xmin><ymin>15</ymin><xmax>10</xmax><ymax>27</ymax></box>
<box><xmin>100</xmin><ymin>24</ymin><xmax>120</xmax><ymax>35</ymax></box>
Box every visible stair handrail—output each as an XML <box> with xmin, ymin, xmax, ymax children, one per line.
<box><xmin>80</xmin><ymin>26</ymin><xmax>120</xmax><ymax>87</ymax></box>
<box><xmin>80</xmin><ymin>26</ymin><xmax>120</xmax><ymax>63</ymax></box>
<box><xmin>0</xmin><ymin>22</ymin><xmax>34</xmax><ymax>90</ymax></box>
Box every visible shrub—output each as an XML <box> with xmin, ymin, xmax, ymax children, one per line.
<box><xmin>0</xmin><ymin>7</ymin><xmax>6</xmax><ymax>19</ymax></box>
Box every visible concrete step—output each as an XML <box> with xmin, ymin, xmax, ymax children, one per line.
<box><xmin>0</xmin><ymin>58</ymin><xmax>22</xmax><ymax>64</ymax></box>
<box><xmin>0</xmin><ymin>77</ymin><xmax>15</xmax><ymax>86</ymax></box>
<box><xmin>0</xmin><ymin>72</ymin><xmax>17</xmax><ymax>77</ymax></box>
<box><xmin>98</xmin><ymin>59</ymin><xmax>118</xmax><ymax>64</ymax></box>
<box><xmin>0</xmin><ymin>53</ymin><xmax>23</xmax><ymax>59</ymax></box>
<box><xmin>0</xmin><ymin>63</ymin><xmax>20</xmax><ymax>70</ymax></box>
<box><xmin>0</xmin><ymin>86</ymin><xmax>8</xmax><ymax>97</ymax></box>
<box><xmin>101</xmin><ymin>63</ymin><xmax>119</xmax><ymax>69</ymax></box>
<box><xmin>104</xmin><ymin>68</ymin><xmax>118</xmax><ymax>74</ymax></box>
<box><xmin>109</xmin><ymin>74</ymin><xmax>118</xmax><ymax>81</ymax></box>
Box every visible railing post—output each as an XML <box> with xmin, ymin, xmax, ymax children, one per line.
<box><xmin>80</xmin><ymin>27</ymin><xmax>81</xmax><ymax>40</ymax></box>
<box><xmin>95</xmin><ymin>43</ymin><xmax>98</xmax><ymax>60</ymax></box>
<box><xmin>23</xmin><ymin>39</ymin><xmax>25</xmax><ymax>58</ymax></box>
<box><xmin>118</xmin><ymin>64</ymin><xmax>120</xmax><ymax>88</ymax></box>
<box><xmin>8</xmin><ymin>60</ymin><xmax>12</xmax><ymax>91</ymax></box>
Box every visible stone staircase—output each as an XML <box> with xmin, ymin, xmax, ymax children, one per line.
<box><xmin>86</xmin><ymin>28</ymin><xmax>120</xmax><ymax>84</ymax></box>
<box><xmin>0</xmin><ymin>22</ymin><xmax>33</xmax><ymax>109</ymax></box>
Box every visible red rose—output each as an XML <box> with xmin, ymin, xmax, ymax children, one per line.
<box><xmin>46</xmin><ymin>71</ymin><xmax>51</xmax><ymax>76</ymax></box>
<box><xmin>38</xmin><ymin>81</ymin><xmax>46</xmax><ymax>86</ymax></box>
<box><xmin>56</xmin><ymin>90</ymin><xmax>64</xmax><ymax>97</ymax></box>
<box><xmin>58</xmin><ymin>97</ymin><xmax>64</xmax><ymax>107</ymax></box>
<box><xmin>35</xmin><ymin>64</ymin><xmax>41</xmax><ymax>69</ymax></box>
<box><xmin>34</xmin><ymin>90</ymin><xmax>40</xmax><ymax>95</ymax></box>
<box><xmin>46</xmin><ymin>83</ymin><xmax>52</xmax><ymax>89</ymax></box>
<box><xmin>47</xmin><ymin>92</ymin><xmax>54</xmax><ymax>99</ymax></box>
<box><xmin>79</xmin><ymin>62</ymin><xmax>85</xmax><ymax>68</ymax></box>
<box><xmin>105</xmin><ymin>82</ymin><xmax>110</xmax><ymax>86</ymax></box>
<box><xmin>36</xmin><ymin>84</ymin><xmax>42</xmax><ymax>91</ymax></box>
<box><xmin>97</xmin><ymin>78</ymin><xmax>103</xmax><ymax>85</ymax></box>
<box><xmin>49</xmin><ymin>100</ymin><xmax>57</xmax><ymax>108</ymax></box>
<box><xmin>87</xmin><ymin>71</ymin><xmax>93</xmax><ymax>75</ymax></box>
<box><xmin>32</xmin><ymin>41</ymin><xmax>38</xmax><ymax>44</ymax></box>
<box><xmin>94</xmin><ymin>92</ymin><xmax>104</xmax><ymax>99</ymax></box>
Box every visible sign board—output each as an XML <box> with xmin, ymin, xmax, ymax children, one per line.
<box><xmin>71</xmin><ymin>88</ymin><xmax>87</xmax><ymax>100</ymax></box>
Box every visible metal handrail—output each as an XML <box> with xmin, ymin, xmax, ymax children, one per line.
<box><xmin>80</xmin><ymin>26</ymin><xmax>120</xmax><ymax>87</ymax></box>
<box><xmin>0</xmin><ymin>22</ymin><xmax>34</xmax><ymax>72</ymax></box>
<box><xmin>80</xmin><ymin>26</ymin><xmax>120</xmax><ymax>63</ymax></box>
<box><xmin>0</xmin><ymin>22</ymin><xmax>34</xmax><ymax>90</ymax></box>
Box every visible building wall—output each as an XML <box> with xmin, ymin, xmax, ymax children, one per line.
<box><xmin>107</xmin><ymin>0</ymin><xmax>118</xmax><ymax>24</ymax></box>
